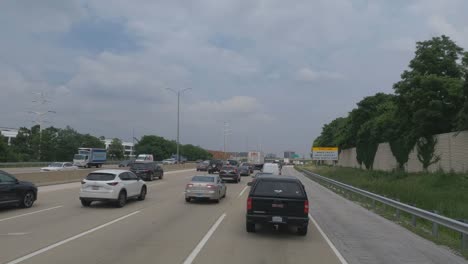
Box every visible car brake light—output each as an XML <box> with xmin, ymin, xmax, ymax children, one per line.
<box><xmin>187</xmin><ymin>184</ymin><xmax>194</xmax><ymax>188</ymax></box>
<box><xmin>81</xmin><ymin>180</ymin><xmax>86</xmax><ymax>184</ymax></box>
<box><xmin>107</xmin><ymin>182</ymin><xmax>119</xmax><ymax>186</ymax></box>
<box><xmin>304</xmin><ymin>200</ymin><xmax>309</xmax><ymax>214</ymax></box>
<box><xmin>206</xmin><ymin>184</ymin><xmax>215</xmax><ymax>188</ymax></box>
<box><xmin>247</xmin><ymin>197</ymin><xmax>252</xmax><ymax>210</ymax></box>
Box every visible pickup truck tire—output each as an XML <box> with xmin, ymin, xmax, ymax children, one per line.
<box><xmin>81</xmin><ymin>200</ymin><xmax>92</xmax><ymax>207</ymax></box>
<box><xmin>297</xmin><ymin>226</ymin><xmax>308</xmax><ymax>236</ymax></box>
<box><xmin>185</xmin><ymin>197</ymin><xmax>191</xmax><ymax>203</ymax></box>
<box><xmin>246</xmin><ymin>222</ymin><xmax>256</xmax><ymax>233</ymax></box>
<box><xmin>149</xmin><ymin>173</ymin><xmax>154</xmax><ymax>181</ymax></box>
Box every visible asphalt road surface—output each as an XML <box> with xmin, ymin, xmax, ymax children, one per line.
<box><xmin>0</xmin><ymin>167</ymin><xmax>465</xmax><ymax>264</ymax></box>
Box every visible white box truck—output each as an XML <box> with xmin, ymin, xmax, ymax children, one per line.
<box><xmin>248</xmin><ymin>151</ymin><xmax>265</xmax><ymax>165</ymax></box>
<box><xmin>73</xmin><ymin>148</ymin><xmax>107</xmax><ymax>168</ymax></box>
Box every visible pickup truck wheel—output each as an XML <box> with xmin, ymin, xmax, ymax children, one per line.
<box><xmin>297</xmin><ymin>226</ymin><xmax>308</xmax><ymax>236</ymax></box>
<box><xmin>246</xmin><ymin>222</ymin><xmax>256</xmax><ymax>233</ymax></box>
<box><xmin>150</xmin><ymin>173</ymin><xmax>154</xmax><ymax>181</ymax></box>
<box><xmin>159</xmin><ymin>172</ymin><xmax>163</xmax><ymax>179</ymax></box>
<box><xmin>185</xmin><ymin>197</ymin><xmax>191</xmax><ymax>203</ymax></box>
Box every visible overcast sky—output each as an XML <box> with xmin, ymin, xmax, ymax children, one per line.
<box><xmin>1</xmin><ymin>0</ymin><xmax>468</xmax><ymax>157</ymax></box>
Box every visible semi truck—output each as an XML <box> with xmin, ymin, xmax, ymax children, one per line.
<box><xmin>73</xmin><ymin>148</ymin><xmax>107</xmax><ymax>168</ymax></box>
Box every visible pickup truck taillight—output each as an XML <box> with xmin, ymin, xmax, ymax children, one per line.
<box><xmin>304</xmin><ymin>200</ymin><xmax>309</xmax><ymax>214</ymax></box>
<box><xmin>186</xmin><ymin>184</ymin><xmax>194</xmax><ymax>188</ymax></box>
<box><xmin>247</xmin><ymin>197</ymin><xmax>252</xmax><ymax>210</ymax></box>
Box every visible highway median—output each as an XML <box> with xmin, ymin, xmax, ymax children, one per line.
<box><xmin>13</xmin><ymin>164</ymin><xmax>197</xmax><ymax>186</ymax></box>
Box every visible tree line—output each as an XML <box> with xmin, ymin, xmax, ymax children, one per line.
<box><xmin>0</xmin><ymin>125</ymin><xmax>212</xmax><ymax>162</ymax></box>
<box><xmin>313</xmin><ymin>35</ymin><xmax>468</xmax><ymax>171</ymax></box>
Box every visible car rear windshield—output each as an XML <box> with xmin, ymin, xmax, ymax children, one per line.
<box><xmin>86</xmin><ymin>173</ymin><xmax>116</xmax><ymax>181</ymax></box>
<box><xmin>192</xmin><ymin>176</ymin><xmax>215</xmax><ymax>182</ymax></box>
<box><xmin>131</xmin><ymin>163</ymin><xmax>152</xmax><ymax>169</ymax></box>
<box><xmin>221</xmin><ymin>166</ymin><xmax>234</xmax><ymax>170</ymax></box>
<box><xmin>253</xmin><ymin>180</ymin><xmax>305</xmax><ymax>198</ymax></box>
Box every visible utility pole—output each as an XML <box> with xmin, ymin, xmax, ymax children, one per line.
<box><xmin>223</xmin><ymin>122</ymin><xmax>232</xmax><ymax>161</ymax></box>
<box><xmin>29</xmin><ymin>92</ymin><xmax>55</xmax><ymax>161</ymax></box>
<box><xmin>167</xmin><ymin>88</ymin><xmax>191</xmax><ymax>163</ymax></box>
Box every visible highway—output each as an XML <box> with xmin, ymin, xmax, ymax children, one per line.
<box><xmin>0</xmin><ymin>167</ymin><xmax>466</xmax><ymax>264</ymax></box>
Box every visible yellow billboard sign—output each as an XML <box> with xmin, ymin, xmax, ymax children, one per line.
<box><xmin>312</xmin><ymin>147</ymin><xmax>339</xmax><ymax>160</ymax></box>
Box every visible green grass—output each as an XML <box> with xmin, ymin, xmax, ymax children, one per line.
<box><xmin>299</xmin><ymin>165</ymin><xmax>468</xmax><ymax>258</ymax></box>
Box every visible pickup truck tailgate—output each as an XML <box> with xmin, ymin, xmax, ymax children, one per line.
<box><xmin>251</xmin><ymin>197</ymin><xmax>306</xmax><ymax>217</ymax></box>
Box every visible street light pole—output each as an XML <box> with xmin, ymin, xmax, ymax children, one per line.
<box><xmin>167</xmin><ymin>88</ymin><xmax>191</xmax><ymax>163</ymax></box>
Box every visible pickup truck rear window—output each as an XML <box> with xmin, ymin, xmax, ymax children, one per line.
<box><xmin>131</xmin><ymin>163</ymin><xmax>152</xmax><ymax>169</ymax></box>
<box><xmin>253</xmin><ymin>180</ymin><xmax>304</xmax><ymax>198</ymax></box>
<box><xmin>86</xmin><ymin>173</ymin><xmax>116</xmax><ymax>181</ymax></box>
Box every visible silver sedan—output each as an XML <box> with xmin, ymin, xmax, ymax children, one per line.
<box><xmin>185</xmin><ymin>175</ymin><xmax>227</xmax><ymax>203</ymax></box>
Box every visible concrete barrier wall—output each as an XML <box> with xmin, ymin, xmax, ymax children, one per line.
<box><xmin>15</xmin><ymin>163</ymin><xmax>197</xmax><ymax>186</ymax></box>
<box><xmin>336</xmin><ymin>131</ymin><xmax>468</xmax><ymax>173</ymax></box>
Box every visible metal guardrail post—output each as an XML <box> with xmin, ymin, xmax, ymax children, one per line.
<box><xmin>462</xmin><ymin>220</ymin><xmax>467</xmax><ymax>251</ymax></box>
<box><xmin>396</xmin><ymin>199</ymin><xmax>400</xmax><ymax>221</ymax></box>
<box><xmin>372</xmin><ymin>200</ymin><xmax>376</xmax><ymax>210</ymax></box>
<box><xmin>432</xmin><ymin>211</ymin><xmax>439</xmax><ymax>238</ymax></box>
<box><xmin>411</xmin><ymin>204</ymin><xmax>417</xmax><ymax>227</ymax></box>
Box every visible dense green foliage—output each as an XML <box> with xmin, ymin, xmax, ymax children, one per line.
<box><xmin>134</xmin><ymin>135</ymin><xmax>212</xmax><ymax>161</ymax></box>
<box><xmin>108</xmin><ymin>138</ymin><xmax>125</xmax><ymax>160</ymax></box>
<box><xmin>314</xmin><ymin>35</ymin><xmax>468</xmax><ymax>170</ymax></box>
<box><xmin>0</xmin><ymin>124</ymin><xmax>212</xmax><ymax>163</ymax></box>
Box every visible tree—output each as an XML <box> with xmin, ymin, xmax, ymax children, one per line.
<box><xmin>40</xmin><ymin>127</ymin><xmax>59</xmax><ymax>162</ymax></box>
<box><xmin>394</xmin><ymin>35</ymin><xmax>465</xmax><ymax>137</ymax></box>
<box><xmin>108</xmin><ymin>138</ymin><xmax>124</xmax><ymax>160</ymax></box>
<box><xmin>416</xmin><ymin>136</ymin><xmax>441</xmax><ymax>172</ymax></box>
<box><xmin>0</xmin><ymin>135</ymin><xmax>13</xmax><ymax>162</ymax></box>
<box><xmin>135</xmin><ymin>135</ymin><xmax>176</xmax><ymax>161</ymax></box>
<box><xmin>10</xmin><ymin>127</ymin><xmax>33</xmax><ymax>161</ymax></box>
<box><xmin>456</xmin><ymin>52</ymin><xmax>468</xmax><ymax>130</ymax></box>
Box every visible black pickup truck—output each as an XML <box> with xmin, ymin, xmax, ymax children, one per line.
<box><xmin>246</xmin><ymin>175</ymin><xmax>309</xmax><ymax>235</ymax></box>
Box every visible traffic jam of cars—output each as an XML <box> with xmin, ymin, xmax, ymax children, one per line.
<box><xmin>2</xmin><ymin>156</ymin><xmax>310</xmax><ymax>236</ymax></box>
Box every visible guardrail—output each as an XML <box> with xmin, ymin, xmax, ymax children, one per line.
<box><xmin>297</xmin><ymin>167</ymin><xmax>468</xmax><ymax>251</ymax></box>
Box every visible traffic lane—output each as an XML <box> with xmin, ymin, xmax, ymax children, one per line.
<box><xmin>0</xmin><ymin>169</ymin><xmax>199</xmax><ymax>264</ymax></box>
<box><xmin>192</xmin><ymin>180</ymin><xmax>342</xmax><ymax>264</ymax></box>
<box><xmin>15</xmin><ymin>174</ymin><xmax>249</xmax><ymax>264</ymax></box>
<box><xmin>287</xmin><ymin>167</ymin><xmax>468</xmax><ymax>264</ymax></box>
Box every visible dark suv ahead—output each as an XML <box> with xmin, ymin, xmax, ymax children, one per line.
<box><xmin>0</xmin><ymin>170</ymin><xmax>37</xmax><ymax>208</ymax></box>
<box><xmin>208</xmin><ymin>160</ymin><xmax>223</xmax><ymax>174</ymax></box>
<box><xmin>246</xmin><ymin>175</ymin><xmax>309</xmax><ymax>235</ymax></box>
<box><xmin>130</xmin><ymin>162</ymin><xmax>164</xmax><ymax>181</ymax></box>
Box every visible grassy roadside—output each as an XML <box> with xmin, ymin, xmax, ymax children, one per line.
<box><xmin>299</xmin><ymin>165</ymin><xmax>468</xmax><ymax>258</ymax></box>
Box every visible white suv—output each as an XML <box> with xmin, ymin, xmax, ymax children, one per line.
<box><xmin>79</xmin><ymin>170</ymin><xmax>147</xmax><ymax>208</ymax></box>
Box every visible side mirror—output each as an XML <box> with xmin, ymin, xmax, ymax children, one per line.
<box><xmin>247</xmin><ymin>182</ymin><xmax>253</xmax><ymax>186</ymax></box>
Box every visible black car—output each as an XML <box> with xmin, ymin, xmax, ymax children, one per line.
<box><xmin>0</xmin><ymin>170</ymin><xmax>37</xmax><ymax>208</ymax></box>
<box><xmin>239</xmin><ymin>165</ymin><xmax>251</xmax><ymax>176</ymax></box>
<box><xmin>119</xmin><ymin>159</ymin><xmax>135</xmax><ymax>168</ymax></box>
<box><xmin>208</xmin><ymin>160</ymin><xmax>223</xmax><ymax>174</ymax></box>
<box><xmin>219</xmin><ymin>166</ymin><xmax>241</xmax><ymax>183</ymax></box>
<box><xmin>227</xmin><ymin>160</ymin><xmax>239</xmax><ymax>167</ymax></box>
<box><xmin>253</xmin><ymin>164</ymin><xmax>264</xmax><ymax>171</ymax></box>
<box><xmin>130</xmin><ymin>162</ymin><xmax>164</xmax><ymax>181</ymax></box>
<box><xmin>246</xmin><ymin>175</ymin><xmax>309</xmax><ymax>235</ymax></box>
<box><xmin>196</xmin><ymin>161</ymin><xmax>210</xmax><ymax>171</ymax></box>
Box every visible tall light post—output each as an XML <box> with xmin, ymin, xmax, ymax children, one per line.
<box><xmin>167</xmin><ymin>88</ymin><xmax>191</xmax><ymax>163</ymax></box>
<box><xmin>29</xmin><ymin>110</ymin><xmax>56</xmax><ymax>160</ymax></box>
<box><xmin>223</xmin><ymin>122</ymin><xmax>232</xmax><ymax>161</ymax></box>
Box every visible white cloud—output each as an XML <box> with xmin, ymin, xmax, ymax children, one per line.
<box><xmin>295</xmin><ymin>68</ymin><xmax>343</xmax><ymax>82</ymax></box>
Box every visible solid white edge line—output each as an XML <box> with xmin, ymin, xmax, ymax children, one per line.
<box><xmin>183</xmin><ymin>213</ymin><xmax>227</xmax><ymax>264</ymax></box>
<box><xmin>6</xmin><ymin>210</ymin><xmax>141</xmax><ymax>264</ymax></box>
<box><xmin>238</xmin><ymin>186</ymin><xmax>248</xmax><ymax>198</ymax></box>
<box><xmin>0</xmin><ymin>206</ymin><xmax>63</xmax><ymax>223</ymax></box>
<box><xmin>309</xmin><ymin>214</ymin><xmax>349</xmax><ymax>264</ymax></box>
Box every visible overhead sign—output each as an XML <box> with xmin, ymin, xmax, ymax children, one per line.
<box><xmin>312</xmin><ymin>147</ymin><xmax>339</xmax><ymax>161</ymax></box>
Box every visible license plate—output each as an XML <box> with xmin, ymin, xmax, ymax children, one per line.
<box><xmin>272</xmin><ymin>216</ymin><xmax>283</xmax><ymax>223</ymax></box>
<box><xmin>272</xmin><ymin>203</ymin><xmax>284</xmax><ymax>208</ymax></box>
<box><xmin>92</xmin><ymin>186</ymin><xmax>99</xmax><ymax>190</ymax></box>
